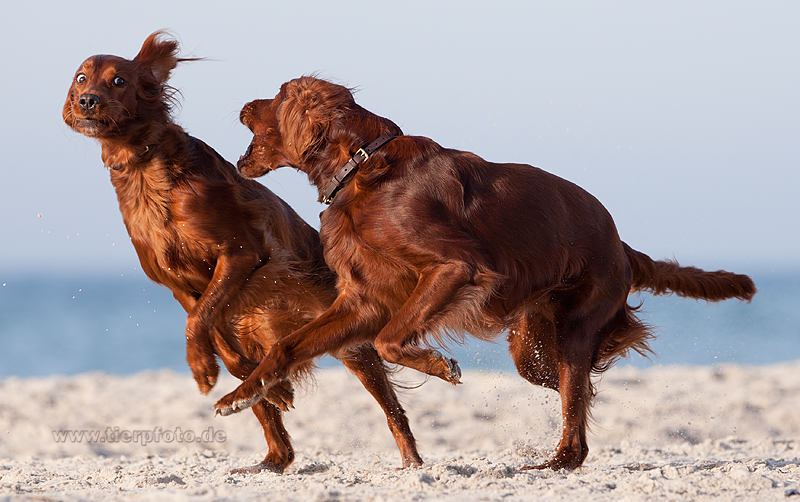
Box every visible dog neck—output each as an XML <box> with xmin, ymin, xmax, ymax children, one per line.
<box><xmin>99</xmin><ymin>123</ymin><xmax>168</xmax><ymax>171</ymax></box>
<box><xmin>321</xmin><ymin>134</ymin><xmax>397</xmax><ymax>204</ymax></box>
<box><xmin>102</xmin><ymin>144</ymin><xmax>154</xmax><ymax>171</ymax></box>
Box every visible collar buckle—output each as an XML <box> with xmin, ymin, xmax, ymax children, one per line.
<box><xmin>355</xmin><ymin>147</ymin><xmax>369</xmax><ymax>161</ymax></box>
<box><xmin>321</xmin><ymin>134</ymin><xmax>396</xmax><ymax>204</ymax></box>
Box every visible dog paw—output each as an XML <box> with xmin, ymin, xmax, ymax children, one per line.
<box><xmin>400</xmin><ymin>454</ymin><xmax>424</xmax><ymax>469</ymax></box>
<box><xmin>230</xmin><ymin>460</ymin><xmax>286</xmax><ymax>475</ymax></box>
<box><xmin>519</xmin><ymin>451</ymin><xmax>584</xmax><ymax>471</ymax></box>
<box><xmin>264</xmin><ymin>380</ymin><xmax>295</xmax><ymax>412</ymax></box>
<box><xmin>195</xmin><ymin>373</ymin><xmax>218</xmax><ymax>395</ymax></box>
<box><xmin>187</xmin><ymin>353</ymin><xmax>219</xmax><ymax>395</ymax></box>
<box><xmin>214</xmin><ymin>393</ymin><xmax>260</xmax><ymax>417</ymax></box>
<box><xmin>214</xmin><ymin>379</ymin><xmax>265</xmax><ymax>416</ymax></box>
<box><xmin>430</xmin><ymin>350</ymin><xmax>462</xmax><ymax>385</ymax></box>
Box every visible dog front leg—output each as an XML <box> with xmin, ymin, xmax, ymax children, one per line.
<box><xmin>185</xmin><ymin>251</ymin><xmax>262</xmax><ymax>394</ymax></box>
<box><xmin>214</xmin><ymin>299</ymin><xmax>381</xmax><ymax>416</ymax></box>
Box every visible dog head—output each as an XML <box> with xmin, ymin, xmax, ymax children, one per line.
<box><xmin>237</xmin><ymin>96</ymin><xmax>292</xmax><ymax>179</ymax></box>
<box><xmin>237</xmin><ymin>76</ymin><xmax>401</xmax><ymax>179</ymax></box>
<box><xmin>63</xmin><ymin>31</ymin><xmax>183</xmax><ymax>141</ymax></box>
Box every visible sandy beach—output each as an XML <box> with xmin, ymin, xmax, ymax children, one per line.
<box><xmin>1</xmin><ymin>361</ymin><xmax>799</xmax><ymax>501</ymax></box>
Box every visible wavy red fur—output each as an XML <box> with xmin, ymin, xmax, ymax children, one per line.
<box><xmin>63</xmin><ymin>37</ymin><xmax>422</xmax><ymax>473</ymax></box>
<box><xmin>220</xmin><ymin>75</ymin><xmax>756</xmax><ymax>471</ymax></box>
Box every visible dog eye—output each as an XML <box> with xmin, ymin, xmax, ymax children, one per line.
<box><xmin>112</xmin><ymin>76</ymin><xmax>126</xmax><ymax>87</ymax></box>
<box><xmin>76</xmin><ymin>73</ymin><xmax>86</xmax><ymax>85</ymax></box>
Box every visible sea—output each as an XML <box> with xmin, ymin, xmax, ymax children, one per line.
<box><xmin>0</xmin><ymin>269</ymin><xmax>798</xmax><ymax>378</ymax></box>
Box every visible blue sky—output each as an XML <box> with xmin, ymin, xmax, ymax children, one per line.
<box><xmin>2</xmin><ymin>1</ymin><xmax>798</xmax><ymax>276</ymax></box>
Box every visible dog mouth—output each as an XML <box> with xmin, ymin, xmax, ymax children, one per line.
<box><xmin>237</xmin><ymin>142</ymin><xmax>253</xmax><ymax>166</ymax></box>
<box><xmin>72</xmin><ymin>117</ymin><xmax>110</xmax><ymax>136</ymax></box>
<box><xmin>237</xmin><ymin>142</ymin><xmax>275</xmax><ymax>179</ymax></box>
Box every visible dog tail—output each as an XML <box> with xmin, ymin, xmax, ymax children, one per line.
<box><xmin>622</xmin><ymin>242</ymin><xmax>756</xmax><ymax>302</ymax></box>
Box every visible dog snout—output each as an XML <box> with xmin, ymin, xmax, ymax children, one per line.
<box><xmin>239</xmin><ymin>102</ymin><xmax>256</xmax><ymax>128</ymax></box>
<box><xmin>78</xmin><ymin>94</ymin><xmax>101</xmax><ymax>113</ymax></box>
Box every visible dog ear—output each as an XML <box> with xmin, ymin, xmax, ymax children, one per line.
<box><xmin>62</xmin><ymin>84</ymin><xmax>75</xmax><ymax>126</ymax></box>
<box><xmin>133</xmin><ymin>31</ymin><xmax>180</xmax><ymax>84</ymax></box>
<box><xmin>279</xmin><ymin>77</ymin><xmax>347</xmax><ymax>162</ymax></box>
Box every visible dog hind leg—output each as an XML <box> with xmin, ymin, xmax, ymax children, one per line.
<box><xmin>338</xmin><ymin>344</ymin><xmax>424</xmax><ymax>468</ymax></box>
<box><xmin>231</xmin><ymin>399</ymin><xmax>295</xmax><ymax>474</ymax></box>
<box><xmin>373</xmin><ymin>262</ymin><xmax>499</xmax><ymax>384</ymax></box>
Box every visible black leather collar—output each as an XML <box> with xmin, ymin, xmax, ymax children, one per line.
<box><xmin>321</xmin><ymin>134</ymin><xmax>396</xmax><ymax>204</ymax></box>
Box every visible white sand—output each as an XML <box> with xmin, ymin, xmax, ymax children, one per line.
<box><xmin>2</xmin><ymin>361</ymin><xmax>800</xmax><ymax>501</ymax></box>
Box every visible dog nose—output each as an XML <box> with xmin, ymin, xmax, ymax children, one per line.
<box><xmin>78</xmin><ymin>94</ymin><xmax>101</xmax><ymax>112</ymax></box>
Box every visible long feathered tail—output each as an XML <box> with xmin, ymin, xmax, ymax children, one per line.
<box><xmin>622</xmin><ymin>242</ymin><xmax>756</xmax><ymax>301</ymax></box>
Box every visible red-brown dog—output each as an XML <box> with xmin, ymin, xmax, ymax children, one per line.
<box><xmin>63</xmin><ymin>37</ymin><xmax>422</xmax><ymax>473</ymax></box>
<box><xmin>215</xmin><ymin>75</ymin><xmax>756</xmax><ymax>471</ymax></box>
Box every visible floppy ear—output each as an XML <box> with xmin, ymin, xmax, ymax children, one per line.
<box><xmin>62</xmin><ymin>84</ymin><xmax>75</xmax><ymax>125</ymax></box>
<box><xmin>278</xmin><ymin>77</ymin><xmax>349</xmax><ymax>162</ymax></box>
<box><xmin>133</xmin><ymin>31</ymin><xmax>180</xmax><ymax>84</ymax></box>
